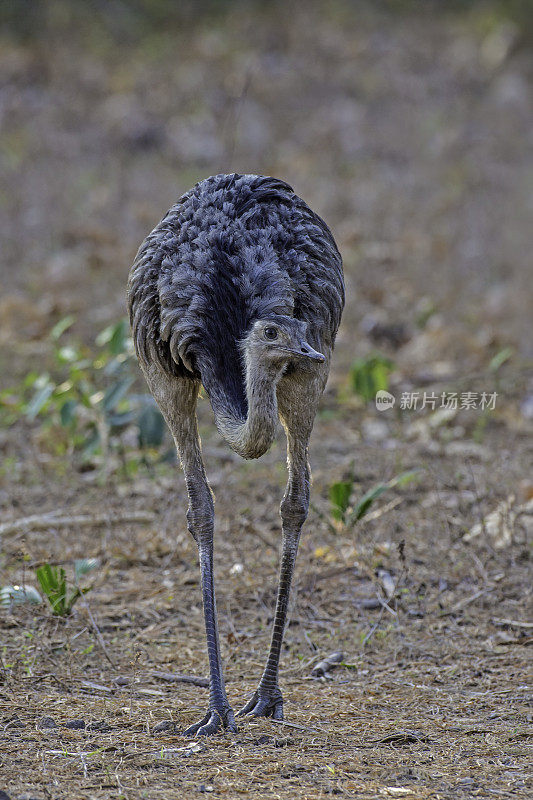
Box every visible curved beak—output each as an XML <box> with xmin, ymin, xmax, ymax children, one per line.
<box><xmin>288</xmin><ymin>341</ymin><xmax>326</xmax><ymax>363</ymax></box>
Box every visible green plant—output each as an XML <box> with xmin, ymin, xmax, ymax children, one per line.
<box><xmin>489</xmin><ymin>345</ymin><xmax>514</xmax><ymax>394</ymax></box>
<box><xmin>351</xmin><ymin>469</ymin><xmax>420</xmax><ymax>523</ymax></box>
<box><xmin>1</xmin><ymin>558</ymin><xmax>99</xmax><ymax>616</ymax></box>
<box><xmin>35</xmin><ymin>558</ymin><xmax>99</xmax><ymax>616</ymax></box>
<box><xmin>328</xmin><ymin>469</ymin><xmax>421</xmax><ymax>528</ymax></box>
<box><xmin>329</xmin><ymin>465</ymin><xmax>355</xmax><ymax>522</ymax></box>
<box><xmin>0</xmin><ymin>317</ymin><xmax>168</xmax><ymax>472</ymax></box>
<box><xmin>489</xmin><ymin>346</ymin><xmax>513</xmax><ymax>374</ymax></box>
<box><xmin>349</xmin><ymin>353</ymin><xmax>394</xmax><ymax>402</ymax></box>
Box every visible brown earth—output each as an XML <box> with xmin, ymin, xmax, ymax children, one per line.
<box><xmin>0</xmin><ymin>2</ymin><xmax>531</xmax><ymax>799</ymax></box>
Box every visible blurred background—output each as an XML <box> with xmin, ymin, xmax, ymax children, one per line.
<box><xmin>1</xmin><ymin>0</ymin><xmax>532</xmax><ymax>363</ymax></box>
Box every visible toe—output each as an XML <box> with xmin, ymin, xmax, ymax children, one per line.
<box><xmin>238</xmin><ymin>690</ymin><xmax>284</xmax><ymax>719</ymax></box>
<box><xmin>196</xmin><ymin>713</ymin><xmax>221</xmax><ymax>736</ymax></box>
<box><xmin>183</xmin><ymin>720</ymin><xmax>203</xmax><ymax>739</ymax></box>
<box><xmin>250</xmin><ymin>698</ymin><xmax>270</xmax><ymax>717</ymax></box>
<box><xmin>236</xmin><ymin>694</ymin><xmax>258</xmax><ymax>717</ymax></box>
<box><xmin>184</xmin><ymin>708</ymin><xmax>237</xmax><ymax>737</ymax></box>
<box><xmin>225</xmin><ymin>709</ymin><xmax>238</xmax><ymax>732</ymax></box>
<box><xmin>183</xmin><ymin>714</ymin><xmax>210</xmax><ymax>737</ymax></box>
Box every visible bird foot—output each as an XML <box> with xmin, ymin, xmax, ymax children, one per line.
<box><xmin>183</xmin><ymin>706</ymin><xmax>237</xmax><ymax>737</ymax></box>
<box><xmin>237</xmin><ymin>687</ymin><xmax>284</xmax><ymax>719</ymax></box>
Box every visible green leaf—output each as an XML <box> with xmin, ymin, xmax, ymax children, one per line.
<box><xmin>349</xmin><ymin>469</ymin><xmax>421</xmax><ymax>524</ymax></box>
<box><xmin>50</xmin><ymin>315</ymin><xmax>75</xmax><ymax>341</ymax></box>
<box><xmin>329</xmin><ymin>479</ymin><xmax>353</xmax><ymax>522</ymax></box>
<box><xmin>349</xmin><ymin>354</ymin><xmax>394</xmax><ymax>403</ymax></box>
<box><xmin>138</xmin><ymin>404</ymin><xmax>165</xmax><ymax>448</ymax></box>
<box><xmin>108</xmin><ymin>320</ymin><xmax>129</xmax><ymax>356</ymax></box>
<box><xmin>95</xmin><ymin>322</ymin><xmax>116</xmax><ymax>348</ymax></box>
<box><xmin>1</xmin><ymin>585</ymin><xmax>42</xmax><ymax>606</ymax></box>
<box><xmin>35</xmin><ymin>563</ymin><xmax>54</xmax><ymax>593</ymax></box>
<box><xmin>102</xmin><ymin>378</ymin><xmax>134</xmax><ymax>413</ymax></box>
<box><xmin>66</xmin><ymin>586</ymin><xmax>84</xmax><ymax>610</ymax></box>
<box><xmin>26</xmin><ymin>382</ymin><xmax>54</xmax><ymax>420</ymax></box>
<box><xmin>352</xmin><ymin>483</ymin><xmax>389</xmax><ymax>521</ymax></box>
<box><xmin>96</xmin><ymin>318</ymin><xmax>129</xmax><ymax>356</ymax></box>
<box><xmin>390</xmin><ymin>469</ymin><xmax>421</xmax><ymax>489</ymax></box>
<box><xmin>74</xmin><ymin>558</ymin><xmax>99</xmax><ymax>579</ymax></box>
<box><xmin>489</xmin><ymin>347</ymin><xmax>513</xmax><ymax>373</ymax></box>
<box><xmin>35</xmin><ymin>561</ymin><xmax>94</xmax><ymax>616</ymax></box>
<box><xmin>60</xmin><ymin>399</ymin><xmax>78</xmax><ymax>426</ymax></box>
<box><xmin>108</xmin><ymin>410</ymin><xmax>136</xmax><ymax>430</ymax></box>
<box><xmin>36</xmin><ymin>564</ymin><xmax>69</xmax><ymax>615</ymax></box>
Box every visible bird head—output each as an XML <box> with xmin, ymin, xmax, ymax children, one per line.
<box><xmin>243</xmin><ymin>315</ymin><xmax>325</xmax><ymax>371</ymax></box>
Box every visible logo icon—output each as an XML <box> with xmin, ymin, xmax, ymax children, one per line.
<box><xmin>375</xmin><ymin>390</ymin><xmax>395</xmax><ymax>411</ymax></box>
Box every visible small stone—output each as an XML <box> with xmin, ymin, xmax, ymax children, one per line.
<box><xmin>274</xmin><ymin>737</ymin><xmax>293</xmax><ymax>748</ymax></box>
<box><xmin>86</xmin><ymin>720</ymin><xmax>112</xmax><ymax>732</ymax></box>
<box><xmin>64</xmin><ymin>719</ymin><xmax>85</xmax><ymax>730</ymax></box>
<box><xmin>254</xmin><ymin>734</ymin><xmax>273</xmax><ymax>745</ymax></box>
<box><xmin>38</xmin><ymin>717</ymin><xmax>57</xmax><ymax>729</ymax></box>
<box><xmin>153</xmin><ymin>720</ymin><xmax>176</xmax><ymax>733</ymax></box>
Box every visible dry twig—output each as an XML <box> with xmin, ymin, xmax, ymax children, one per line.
<box><xmin>0</xmin><ymin>511</ymin><xmax>156</xmax><ymax>537</ymax></box>
<box><xmin>152</xmin><ymin>671</ymin><xmax>209</xmax><ymax>688</ymax></box>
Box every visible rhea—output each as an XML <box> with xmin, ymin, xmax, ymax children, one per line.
<box><xmin>127</xmin><ymin>173</ymin><xmax>344</xmax><ymax>735</ymax></box>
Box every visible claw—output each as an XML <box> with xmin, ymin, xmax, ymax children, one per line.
<box><xmin>237</xmin><ymin>689</ymin><xmax>284</xmax><ymax>720</ymax></box>
<box><xmin>183</xmin><ymin>712</ymin><xmax>212</xmax><ymax>737</ymax></box>
<box><xmin>236</xmin><ymin>696</ymin><xmax>258</xmax><ymax>717</ymax></box>
<box><xmin>183</xmin><ymin>708</ymin><xmax>237</xmax><ymax>737</ymax></box>
<box><xmin>251</xmin><ymin>699</ymin><xmax>270</xmax><ymax>717</ymax></box>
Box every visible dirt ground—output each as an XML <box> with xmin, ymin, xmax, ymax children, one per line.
<box><xmin>0</xmin><ymin>2</ymin><xmax>532</xmax><ymax>799</ymax></box>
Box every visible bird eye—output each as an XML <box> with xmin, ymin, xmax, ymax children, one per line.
<box><xmin>264</xmin><ymin>326</ymin><xmax>278</xmax><ymax>341</ymax></box>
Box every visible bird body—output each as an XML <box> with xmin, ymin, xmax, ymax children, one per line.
<box><xmin>128</xmin><ymin>173</ymin><xmax>344</xmax><ymax>734</ymax></box>
<box><xmin>129</xmin><ymin>173</ymin><xmax>343</xmax><ymax>458</ymax></box>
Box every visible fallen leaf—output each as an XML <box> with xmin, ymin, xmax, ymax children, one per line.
<box><xmin>463</xmin><ymin>494</ymin><xmax>533</xmax><ymax>549</ymax></box>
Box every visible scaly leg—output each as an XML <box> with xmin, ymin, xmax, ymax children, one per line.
<box><xmin>146</xmin><ymin>373</ymin><xmax>236</xmax><ymax>736</ymax></box>
<box><xmin>179</xmin><ymin>413</ymin><xmax>236</xmax><ymax>736</ymax></box>
<box><xmin>238</xmin><ymin>428</ymin><xmax>311</xmax><ymax>719</ymax></box>
<box><xmin>184</xmin><ymin>531</ymin><xmax>236</xmax><ymax>736</ymax></box>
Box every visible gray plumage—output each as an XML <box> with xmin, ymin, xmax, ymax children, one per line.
<box><xmin>127</xmin><ymin>173</ymin><xmax>344</xmax><ymax>735</ymax></box>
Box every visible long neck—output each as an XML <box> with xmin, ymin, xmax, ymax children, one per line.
<box><xmin>209</xmin><ymin>353</ymin><xmax>281</xmax><ymax>460</ymax></box>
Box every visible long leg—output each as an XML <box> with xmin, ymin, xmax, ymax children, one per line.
<box><xmin>144</xmin><ymin>368</ymin><xmax>236</xmax><ymax>736</ymax></box>
<box><xmin>238</xmin><ymin>380</ymin><xmax>320</xmax><ymax>719</ymax></box>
